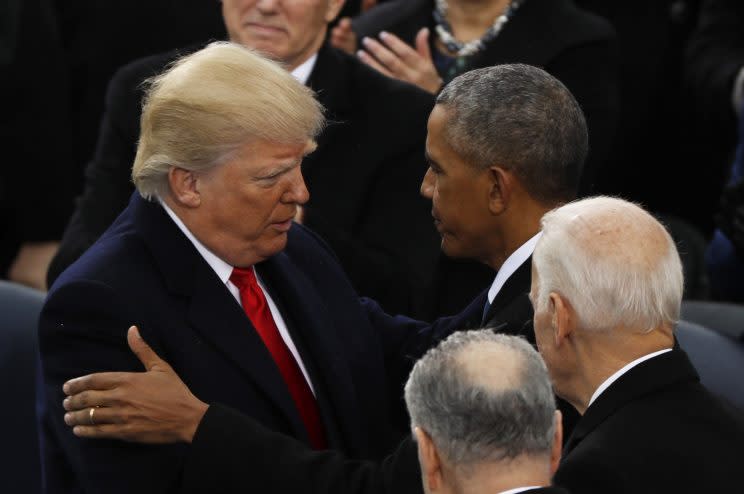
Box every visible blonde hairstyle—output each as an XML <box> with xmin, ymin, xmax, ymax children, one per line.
<box><xmin>533</xmin><ymin>196</ymin><xmax>684</xmax><ymax>332</ymax></box>
<box><xmin>132</xmin><ymin>41</ymin><xmax>325</xmax><ymax>199</ymax></box>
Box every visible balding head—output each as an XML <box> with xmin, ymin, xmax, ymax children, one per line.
<box><xmin>404</xmin><ymin>331</ymin><xmax>557</xmax><ymax>467</ymax></box>
<box><xmin>533</xmin><ymin>196</ymin><xmax>684</xmax><ymax>333</ymax></box>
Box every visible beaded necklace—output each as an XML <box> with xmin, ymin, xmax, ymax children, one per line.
<box><xmin>433</xmin><ymin>0</ymin><xmax>524</xmax><ymax>57</ymax></box>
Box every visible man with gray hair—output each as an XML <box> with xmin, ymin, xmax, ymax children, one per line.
<box><xmin>405</xmin><ymin>330</ymin><xmax>568</xmax><ymax>494</ymax></box>
<box><xmin>531</xmin><ymin>196</ymin><xmax>744</xmax><ymax>493</ymax></box>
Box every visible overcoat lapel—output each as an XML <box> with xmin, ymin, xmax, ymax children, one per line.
<box><xmin>257</xmin><ymin>250</ymin><xmax>367</xmax><ymax>453</ymax></box>
<box><xmin>134</xmin><ymin>195</ymin><xmax>309</xmax><ymax>441</ymax></box>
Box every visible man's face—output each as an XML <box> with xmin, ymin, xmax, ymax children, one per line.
<box><xmin>221</xmin><ymin>0</ymin><xmax>343</xmax><ymax>70</ymax></box>
<box><xmin>420</xmin><ymin>105</ymin><xmax>495</xmax><ymax>262</ymax></box>
<box><xmin>191</xmin><ymin>139</ymin><xmax>310</xmax><ymax>267</ymax></box>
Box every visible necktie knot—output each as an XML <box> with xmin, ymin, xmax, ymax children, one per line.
<box><xmin>230</xmin><ymin>267</ymin><xmax>257</xmax><ymax>291</ymax></box>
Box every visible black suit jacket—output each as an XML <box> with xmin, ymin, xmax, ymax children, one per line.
<box><xmin>39</xmin><ymin>193</ymin><xmax>462</xmax><ymax>493</ymax></box>
<box><xmin>554</xmin><ymin>349</ymin><xmax>744</xmax><ymax>494</ymax></box>
<box><xmin>48</xmin><ymin>44</ymin><xmax>439</xmax><ymax>318</ymax></box>
<box><xmin>353</xmin><ymin>0</ymin><xmax>619</xmax><ymax>316</ymax></box>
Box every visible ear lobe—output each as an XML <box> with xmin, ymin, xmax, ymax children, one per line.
<box><xmin>487</xmin><ymin>166</ymin><xmax>511</xmax><ymax>215</ymax></box>
<box><xmin>168</xmin><ymin>167</ymin><xmax>202</xmax><ymax>208</ymax></box>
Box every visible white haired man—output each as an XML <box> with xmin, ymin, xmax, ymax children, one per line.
<box><xmin>406</xmin><ymin>331</ymin><xmax>569</xmax><ymax>494</ymax></box>
<box><xmin>531</xmin><ymin>196</ymin><xmax>744</xmax><ymax>493</ymax></box>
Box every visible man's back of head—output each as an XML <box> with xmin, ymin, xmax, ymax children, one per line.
<box><xmin>404</xmin><ymin>330</ymin><xmax>562</xmax><ymax>494</ymax></box>
<box><xmin>530</xmin><ymin>196</ymin><xmax>683</xmax><ymax>413</ymax></box>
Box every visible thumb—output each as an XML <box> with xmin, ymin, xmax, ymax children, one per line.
<box><xmin>415</xmin><ymin>27</ymin><xmax>432</xmax><ymax>61</ymax></box>
<box><xmin>127</xmin><ymin>325</ymin><xmax>171</xmax><ymax>372</ymax></box>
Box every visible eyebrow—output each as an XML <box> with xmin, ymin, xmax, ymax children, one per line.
<box><xmin>424</xmin><ymin>151</ymin><xmax>442</xmax><ymax>170</ymax></box>
<box><xmin>255</xmin><ymin>159</ymin><xmax>301</xmax><ymax>179</ymax></box>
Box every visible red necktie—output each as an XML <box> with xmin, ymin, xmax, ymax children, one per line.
<box><xmin>230</xmin><ymin>267</ymin><xmax>327</xmax><ymax>450</ymax></box>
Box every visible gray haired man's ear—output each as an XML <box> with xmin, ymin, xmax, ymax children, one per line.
<box><xmin>415</xmin><ymin>427</ymin><xmax>444</xmax><ymax>492</ymax></box>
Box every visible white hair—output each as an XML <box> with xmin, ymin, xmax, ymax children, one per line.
<box><xmin>532</xmin><ymin>196</ymin><xmax>684</xmax><ymax>332</ymax></box>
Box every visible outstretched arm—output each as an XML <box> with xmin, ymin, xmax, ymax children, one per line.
<box><xmin>63</xmin><ymin>326</ymin><xmax>208</xmax><ymax>443</ymax></box>
<box><xmin>63</xmin><ymin>326</ymin><xmax>423</xmax><ymax>494</ymax></box>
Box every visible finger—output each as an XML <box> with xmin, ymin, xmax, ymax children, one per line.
<box><xmin>64</xmin><ymin>406</ymin><xmax>124</xmax><ymax>427</ymax></box>
<box><xmin>356</xmin><ymin>49</ymin><xmax>394</xmax><ymax>78</ymax></box>
<box><xmin>337</xmin><ymin>17</ymin><xmax>352</xmax><ymax>33</ymax></box>
<box><xmin>127</xmin><ymin>326</ymin><xmax>170</xmax><ymax>372</ymax></box>
<box><xmin>415</xmin><ymin>27</ymin><xmax>433</xmax><ymax>61</ymax></box>
<box><xmin>360</xmin><ymin>37</ymin><xmax>406</xmax><ymax>77</ymax></box>
<box><xmin>378</xmin><ymin>31</ymin><xmax>421</xmax><ymax>68</ymax></box>
<box><xmin>63</xmin><ymin>389</ymin><xmax>117</xmax><ymax>411</ymax></box>
<box><xmin>64</xmin><ymin>371</ymin><xmax>131</xmax><ymax>395</ymax></box>
<box><xmin>72</xmin><ymin>424</ymin><xmax>147</xmax><ymax>443</ymax></box>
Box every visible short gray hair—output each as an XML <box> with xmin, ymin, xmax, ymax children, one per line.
<box><xmin>436</xmin><ymin>64</ymin><xmax>587</xmax><ymax>204</ymax></box>
<box><xmin>132</xmin><ymin>41</ymin><xmax>325</xmax><ymax>200</ymax></box>
<box><xmin>533</xmin><ymin>196</ymin><xmax>684</xmax><ymax>332</ymax></box>
<box><xmin>404</xmin><ymin>331</ymin><xmax>556</xmax><ymax>466</ymax></box>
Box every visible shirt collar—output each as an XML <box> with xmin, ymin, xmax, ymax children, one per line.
<box><xmin>588</xmin><ymin>348</ymin><xmax>673</xmax><ymax>408</ymax></box>
<box><xmin>488</xmin><ymin>232</ymin><xmax>542</xmax><ymax>304</ymax></box>
<box><xmin>499</xmin><ymin>487</ymin><xmax>544</xmax><ymax>494</ymax></box>
<box><xmin>160</xmin><ymin>201</ymin><xmax>234</xmax><ymax>285</ymax></box>
<box><xmin>291</xmin><ymin>53</ymin><xmax>318</xmax><ymax>85</ymax></box>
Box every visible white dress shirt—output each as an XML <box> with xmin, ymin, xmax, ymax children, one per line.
<box><xmin>291</xmin><ymin>53</ymin><xmax>318</xmax><ymax>85</ymax></box>
<box><xmin>587</xmin><ymin>348</ymin><xmax>673</xmax><ymax>408</ymax></box>
<box><xmin>499</xmin><ymin>487</ymin><xmax>543</xmax><ymax>494</ymax></box>
<box><xmin>487</xmin><ymin>232</ymin><xmax>542</xmax><ymax>305</ymax></box>
<box><xmin>161</xmin><ymin>202</ymin><xmax>315</xmax><ymax>394</ymax></box>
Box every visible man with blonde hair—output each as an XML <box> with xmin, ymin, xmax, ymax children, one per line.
<box><xmin>48</xmin><ymin>0</ymin><xmax>439</xmax><ymax>319</ymax></box>
<box><xmin>531</xmin><ymin>196</ymin><xmax>744</xmax><ymax>493</ymax></box>
<box><xmin>37</xmin><ymin>42</ymin><xmax>440</xmax><ymax>494</ymax></box>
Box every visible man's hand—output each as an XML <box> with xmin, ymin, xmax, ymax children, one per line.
<box><xmin>358</xmin><ymin>28</ymin><xmax>443</xmax><ymax>94</ymax></box>
<box><xmin>330</xmin><ymin>17</ymin><xmax>357</xmax><ymax>54</ymax></box>
<box><xmin>62</xmin><ymin>326</ymin><xmax>209</xmax><ymax>444</ymax></box>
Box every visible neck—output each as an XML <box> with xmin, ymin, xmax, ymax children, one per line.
<box><xmin>484</xmin><ymin>200</ymin><xmax>549</xmax><ymax>271</ymax></box>
<box><xmin>447</xmin><ymin>455</ymin><xmax>550</xmax><ymax>494</ymax></box>
<box><xmin>445</xmin><ymin>0</ymin><xmax>512</xmax><ymax>42</ymax></box>
<box><xmin>565</xmin><ymin>325</ymin><xmax>675</xmax><ymax>415</ymax></box>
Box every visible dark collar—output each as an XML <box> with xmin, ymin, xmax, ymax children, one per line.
<box><xmin>564</xmin><ymin>349</ymin><xmax>699</xmax><ymax>454</ymax></box>
<box><xmin>483</xmin><ymin>255</ymin><xmax>532</xmax><ymax>323</ymax></box>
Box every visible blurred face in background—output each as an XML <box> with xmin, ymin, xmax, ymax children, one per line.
<box><xmin>221</xmin><ymin>0</ymin><xmax>345</xmax><ymax>70</ymax></box>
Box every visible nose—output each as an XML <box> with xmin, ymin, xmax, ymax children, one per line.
<box><xmin>256</xmin><ymin>0</ymin><xmax>279</xmax><ymax>14</ymax></box>
<box><xmin>420</xmin><ymin>167</ymin><xmax>434</xmax><ymax>199</ymax></box>
<box><xmin>284</xmin><ymin>166</ymin><xmax>310</xmax><ymax>205</ymax></box>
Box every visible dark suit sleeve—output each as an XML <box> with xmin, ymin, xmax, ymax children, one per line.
<box><xmin>38</xmin><ymin>281</ymin><xmax>188</xmax><ymax>493</ymax></box>
<box><xmin>182</xmin><ymin>404</ymin><xmax>423</xmax><ymax>494</ymax></box>
<box><xmin>47</xmin><ymin>63</ymin><xmax>143</xmax><ymax>285</ymax></box>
